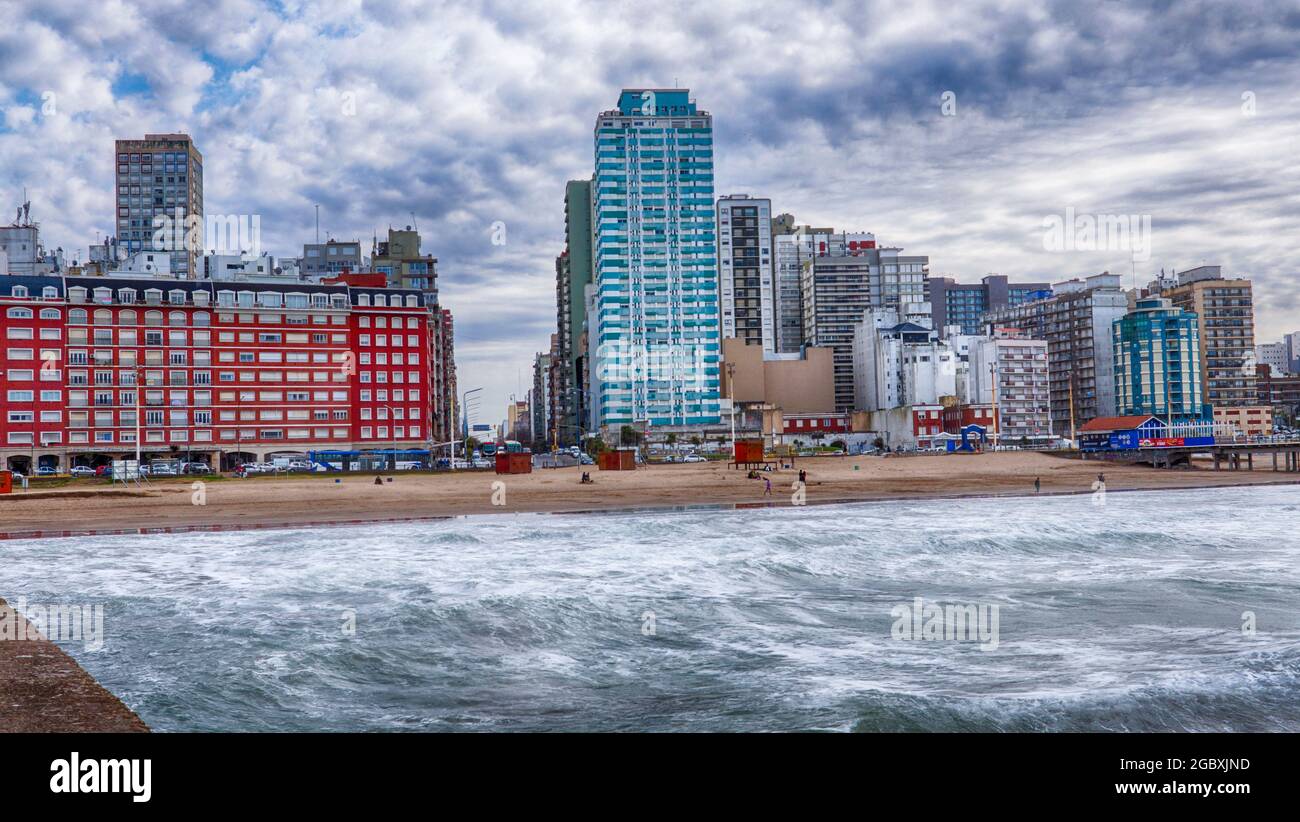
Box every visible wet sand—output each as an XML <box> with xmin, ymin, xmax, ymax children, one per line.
<box><xmin>1</xmin><ymin>451</ymin><xmax>1295</xmax><ymax>539</ymax></box>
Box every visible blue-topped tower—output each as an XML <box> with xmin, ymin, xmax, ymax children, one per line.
<box><xmin>1113</xmin><ymin>295</ymin><xmax>1207</xmax><ymax>421</ymax></box>
<box><xmin>590</xmin><ymin>89</ymin><xmax>721</xmax><ymax>432</ymax></box>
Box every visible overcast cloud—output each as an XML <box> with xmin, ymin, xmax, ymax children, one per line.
<box><xmin>2</xmin><ymin>0</ymin><xmax>1298</xmax><ymax>418</ymax></box>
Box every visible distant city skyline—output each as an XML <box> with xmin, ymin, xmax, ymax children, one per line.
<box><xmin>3</xmin><ymin>0</ymin><xmax>1300</xmax><ymax>416</ymax></box>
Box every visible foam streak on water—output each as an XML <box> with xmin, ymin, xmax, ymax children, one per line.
<box><xmin>5</xmin><ymin>485</ymin><xmax>1299</xmax><ymax>731</ymax></box>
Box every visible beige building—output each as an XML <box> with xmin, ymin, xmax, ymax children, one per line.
<box><xmin>1213</xmin><ymin>406</ymin><xmax>1273</xmax><ymax>437</ymax></box>
<box><xmin>1157</xmin><ymin>265</ymin><xmax>1257</xmax><ymax>408</ymax></box>
<box><xmin>721</xmin><ymin>338</ymin><xmax>836</xmax><ymax>414</ymax></box>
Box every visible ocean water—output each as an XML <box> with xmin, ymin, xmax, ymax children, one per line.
<box><xmin>4</xmin><ymin>485</ymin><xmax>1300</xmax><ymax>732</ymax></box>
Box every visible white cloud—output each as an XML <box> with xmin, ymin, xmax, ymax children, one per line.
<box><xmin>2</xmin><ymin>0</ymin><xmax>1299</xmax><ymax>417</ymax></box>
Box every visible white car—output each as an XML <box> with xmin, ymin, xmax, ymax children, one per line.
<box><xmin>70</xmin><ymin>465</ymin><xmax>97</xmax><ymax>477</ymax></box>
<box><xmin>683</xmin><ymin>454</ymin><xmax>706</xmax><ymax>463</ymax></box>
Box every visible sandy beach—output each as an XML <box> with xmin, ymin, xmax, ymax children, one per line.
<box><xmin>2</xmin><ymin>451</ymin><xmax>1296</xmax><ymax>538</ymax></box>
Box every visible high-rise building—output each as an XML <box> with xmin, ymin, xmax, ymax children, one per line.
<box><xmin>533</xmin><ymin>343</ymin><xmax>554</xmax><ymax>449</ymax></box>
<box><xmin>114</xmin><ymin>133</ymin><xmax>203</xmax><ymax>278</ymax></box>
<box><xmin>589</xmin><ymin>89</ymin><xmax>721</xmax><ymax>430</ymax></box>
<box><xmin>1113</xmin><ymin>296</ymin><xmax>1205</xmax><ymax>420</ymax></box>
<box><xmin>716</xmin><ymin>194</ymin><xmax>775</xmax><ymax>351</ymax></box>
<box><xmin>801</xmin><ymin>243</ymin><xmax>929</xmax><ymax>412</ymax></box>
<box><xmin>929</xmin><ymin>274</ymin><xmax>1051</xmax><ymax>337</ymax></box>
<box><xmin>1156</xmin><ymin>265</ymin><xmax>1257</xmax><ymax>409</ymax></box>
<box><xmin>769</xmin><ymin>218</ymin><xmax>843</xmax><ymax>354</ymax></box>
<box><xmin>507</xmin><ymin>399</ymin><xmax>530</xmax><ymax>443</ymax></box>
<box><xmin>984</xmin><ymin>272</ymin><xmax>1127</xmax><ymax>435</ymax></box>
<box><xmin>370</xmin><ymin>227</ymin><xmax>438</xmax><ymax>302</ymax></box>
<box><xmin>434</xmin><ymin>308</ymin><xmax>457</xmax><ymax>444</ymax></box>
<box><xmin>302</xmin><ymin>239</ymin><xmax>362</xmax><ymax>279</ymax></box>
<box><xmin>554</xmin><ymin>179</ymin><xmax>593</xmax><ymax>444</ymax></box>
<box><xmin>968</xmin><ymin>327</ymin><xmax>1052</xmax><ymax>443</ymax></box>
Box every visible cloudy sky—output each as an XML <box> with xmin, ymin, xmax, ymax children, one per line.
<box><xmin>2</xmin><ymin>0</ymin><xmax>1298</xmax><ymax>420</ymax></box>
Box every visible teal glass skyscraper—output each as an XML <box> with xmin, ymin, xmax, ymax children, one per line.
<box><xmin>590</xmin><ymin>89</ymin><xmax>721</xmax><ymax>430</ymax></box>
<box><xmin>1113</xmin><ymin>296</ymin><xmax>1206</xmax><ymax>419</ymax></box>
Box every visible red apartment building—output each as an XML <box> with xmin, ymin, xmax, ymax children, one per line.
<box><xmin>942</xmin><ymin>403</ymin><xmax>997</xmax><ymax>436</ymax></box>
<box><xmin>0</xmin><ymin>274</ymin><xmax>454</xmax><ymax>472</ymax></box>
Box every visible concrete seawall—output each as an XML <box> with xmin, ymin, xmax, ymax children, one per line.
<box><xmin>0</xmin><ymin>598</ymin><xmax>148</xmax><ymax>732</ymax></box>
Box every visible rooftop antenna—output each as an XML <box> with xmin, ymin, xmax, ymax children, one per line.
<box><xmin>410</xmin><ymin>211</ymin><xmax>418</xmax><ymax>231</ymax></box>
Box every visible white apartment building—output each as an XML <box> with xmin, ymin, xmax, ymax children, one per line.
<box><xmin>1256</xmin><ymin>341</ymin><xmax>1291</xmax><ymax>376</ymax></box>
<box><xmin>852</xmin><ymin>305</ymin><xmax>958</xmax><ymax>412</ymax></box>
<box><xmin>802</xmin><ymin>241</ymin><xmax>929</xmax><ymax>412</ymax></box>
<box><xmin>984</xmin><ymin>272</ymin><xmax>1126</xmax><ymax>435</ymax></box>
<box><xmin>772</xmin><ymin>227</ymin><xmax>875</xmax><ymax>353</ymax></box>
<box><xmin>968</xmin><ymin>327</ymin><xmax>1052</xmax><ymax>443</ymax></box>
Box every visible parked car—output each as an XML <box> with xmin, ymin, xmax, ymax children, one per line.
<box><xmin>182</xmin><ymin>462</ymin><xmax>212</xmax><ymax>475</ymax></box>
<box><xmin>285</xmin><ymin>460</ymin><xmax>312</xmax><ymax>472</ymax></box>
<box><xmin>472</xmin><ymin>458</ymin><xmax>492</xmax><ymax>469</ymax></box>
<box><xmin>683</xmin><ymin>454</ymin><xmax>706</xmax><ymax>463</ymax></box>
<box><xmin>35</xmin><ymin>465</ymin><xmax>57</xmax><ymax>476</ymax></box>
<box><xmin>452</xmin><ymin>459</ymin><xmax>472</xmax><ymax>469</ymax></box>
<box><xmin>578</xmin><ymin>454</ymin><xmax>594</xmax><ymax>465</ymax></box>
<box><xmin>70</xmin><ymin>465</ymin><xmax>97</xmax><ymax>477</ymax></box>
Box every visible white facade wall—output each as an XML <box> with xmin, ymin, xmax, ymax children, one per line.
<box><xmin>853</xmin><ymin>307</ymin><xmax>958</xmax><ymax>412</ymax></box>
<box><xmin>1256</xmin><ymin>342</ymin><xmax>1290</xmax><ymax>375</ymax></box>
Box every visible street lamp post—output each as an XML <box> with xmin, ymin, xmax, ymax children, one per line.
<box><xmin>726</xmin><ymin>361</ymin><xmax>737</xmax><ymax>452</ymax></box>
<box><xmin>455</xmin><ymin>387</ymin><xmax>483</xmax><ymax>470</ymax></box>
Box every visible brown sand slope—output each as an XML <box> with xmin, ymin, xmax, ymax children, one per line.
<box><xmin>0</xmin><ymin>451</ymin><xmax>1295</xmax><ymax>537</ymax></box>
<box><xmin>0</xmin><ymin>599</ymin><xmax>148</xmax><ymax>732</ymax></box>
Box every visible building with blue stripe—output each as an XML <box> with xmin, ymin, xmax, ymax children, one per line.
<box><xmin>589</xmin><ymin>89</ymin><xmax>721</xmax><ymax>432</ymax></box>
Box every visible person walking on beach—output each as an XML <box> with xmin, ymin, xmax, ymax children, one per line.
<box><xmin>1034</xmin><ymin>477</ymin><xmax>1040</xmax><ymax>494</ymax></box>
<box><xmin>764</xmin><ymin>476</ymin><xmax>772</xmax><ymax>496</ymax></box>
<box><xmin>798</xmin><ymin>469</ymin><xmax>807</xmax><ymax>485</ymax></box>
<box><xmin>1097</xmin><ymin>471</ymin><xmax>1105</xmax><ymax>485</ymax></box>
